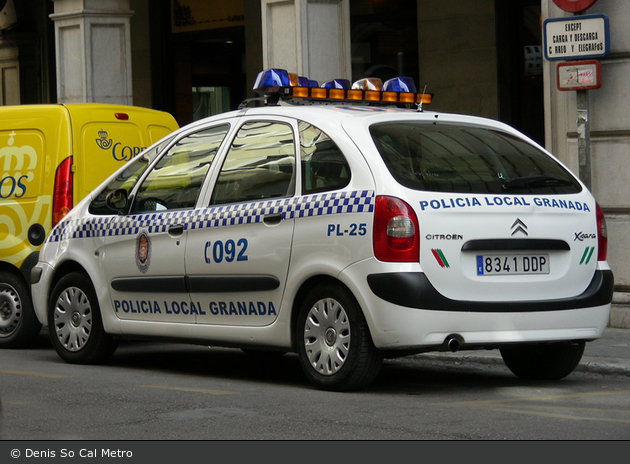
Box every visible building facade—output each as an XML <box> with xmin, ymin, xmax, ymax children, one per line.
<box><xmin>0</xmin><ymin>0</ymin><xmax>627</xmax><ymax>325</ymax></box>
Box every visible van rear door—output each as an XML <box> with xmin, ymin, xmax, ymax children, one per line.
<box><xmin>65</xmin><ymin>104</ymin><xmax>178</xmax><ymax>204</ymax></box>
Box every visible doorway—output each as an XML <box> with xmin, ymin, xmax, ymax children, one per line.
<box><xmin>496</xmin><ymin>0</ymin><xmax>545</xmax><ymax>145</ymax></box>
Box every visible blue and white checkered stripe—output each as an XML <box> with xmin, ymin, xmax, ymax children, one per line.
<box><xmin>292</xmin><ymin>190</ymin><xmax>373</xmax><ymax>218</ymax></box>
<box><xmin>48</xmin><ymin>190</ymin><xmax>375</xmax><ymax>242</ymax></box>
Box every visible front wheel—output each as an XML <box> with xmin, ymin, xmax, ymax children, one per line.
<box><xmin>500</xmin><ymin>341</ymin><xmax>585</xmax><ymax>380</ymax></box>
<box><xmin>296</xmin><ymin>283</ymin><xmax>382</xmax><ymax>391</ymax></box>
<box><xmin>48</xmin><ymin>272</ymin><xmax>118</xmax><ymax>364</ymax></box>
<box><xmin>0</xmin><ymin>271</ymin><xmax>42</xmax><ymax>348</ymax></box>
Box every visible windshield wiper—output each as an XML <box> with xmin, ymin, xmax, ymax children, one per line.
<box><xmin>502</xmin><ymin>175</ymin><xmax>574</xmax><ymax>190</ymax></box>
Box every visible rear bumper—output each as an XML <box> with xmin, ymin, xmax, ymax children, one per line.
<box><xmin>367</xmin><ymin>269</ymin><xmax>614</xmax><ymax>312</ymax></box>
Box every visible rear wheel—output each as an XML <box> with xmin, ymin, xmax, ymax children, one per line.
<box><xmin>296</xmin><ymin>283</ymin><xmax>382</xmax><ymax>391</ymax></box>
<box><xmin>48</xmin><ymin>272</ymin><xmax>118</xmax><ymax>364</ymax></box>
<box><xmin>500</xmin><ymin>341</ymin><xmax>585</xmax><ymax>380</ymax></box>
<box><xmin>0</xmin><ymin>271</ymin><xmax>42</xmax><ymax>348</ymax></box>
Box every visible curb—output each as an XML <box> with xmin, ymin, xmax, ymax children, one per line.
<box><xmin>577</xmin><ymin>357</ymin><xmax>630</xmax><ymax>377</ymax></box>
<box><xmin>609</xmin><ymin>304</ymin><xmax>630</xmax><ymax>329</ymax></box>
<box><xmin>403</xmin><ymin>352</ymin><xmax>630</xmax><ymax>377</ymax></box>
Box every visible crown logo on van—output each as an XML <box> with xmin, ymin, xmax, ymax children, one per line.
<box><xmin>95</xmin><ymin>130</ymin><xmax>146</xmax><ymax>162</ymax></box>
<box><xmin>96</xmin><ymin>130</ymin><xmax>113</xmax><ymax>150</ymax></box>
<box><xmin>0</xmin><ymin>131</ymin><xmax>37</xmax><ymax>199</ymax></box>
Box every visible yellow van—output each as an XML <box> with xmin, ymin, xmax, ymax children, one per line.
<box><xmin>0</xmin><ymin>103</ymin><xmax>178</xmax><ymax>347</ymax></box>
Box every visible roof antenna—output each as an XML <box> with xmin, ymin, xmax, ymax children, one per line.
<box><xmin>417</xmin><ymin>84</ymin><xmax>428</xmax><ymax>112</ymax></box>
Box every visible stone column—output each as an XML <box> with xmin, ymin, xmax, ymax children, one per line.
<box><xmin>50</xmin><ymin>0</ymin><xmax>133</xmax><ymax>104</ymax></box>
<box><xmin>542</xmin><ymin>0</ymin><xmax>630</xmax><ymax>327</ymax></box>
<box><xmin>260</xmin><ymin>0</ymin><xmax>351</xmax><ymax>84</ymax></box>
<box><xmin>0</xmin><ymin>39</ymin><xmax>19</xmax><ymax>105</ymax></box>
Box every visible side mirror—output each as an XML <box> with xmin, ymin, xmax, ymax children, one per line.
<box><xmin>105</xmin><ymin>189</ymin><xmax>129</xmax><ymax>213</ymax></box>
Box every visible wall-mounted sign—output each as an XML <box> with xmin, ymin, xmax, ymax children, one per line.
<box><xmin>557</xmin><ymin>60</ymin><xmax>601</xmax><ymax>91</ymax></box>
<box><xmin>552</xmin><ymin>0</ymin><xmax>598</xmax><ymax>13</ymax></box>
<box><xmin>543</xmin><ymin>14</ymin><xmax>609</xmax><ymax>61</ymax></box>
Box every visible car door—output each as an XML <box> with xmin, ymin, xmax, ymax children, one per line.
<box><xmin>187</xmin><ymin>118</ymin><xmax>297</xmax><ymax>326</ymax></box>
<box><xmin>101</xmin><ymin>125</ymin><xmax>228</xmax><ymax>323</ymax></box>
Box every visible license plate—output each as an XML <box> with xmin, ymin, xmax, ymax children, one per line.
<box><xmin>476</xmin><ymin>254</ymin><xmax>550</xmax><ymax>276</ymax></box>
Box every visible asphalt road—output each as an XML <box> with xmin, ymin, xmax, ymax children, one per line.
<box><xmin>1</xmin><ymin>333</ymin><xmax>629</xmax><ymax>443</ymax></box>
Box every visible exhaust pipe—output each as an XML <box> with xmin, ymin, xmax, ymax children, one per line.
<box><xmin>444</xmin><ymin>334</ymin><xmax>464</xmax><ymax>352</ymax></box>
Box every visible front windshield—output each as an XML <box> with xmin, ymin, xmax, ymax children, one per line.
<box><xmin>370</xmin><ymin>122</ymin><xmax>582</xmax><ymax>195</ymax></box>
<box><xmin>88</xmin><ymin>137</ymin><xmax>172</xmax><ymax>215</ymax></box>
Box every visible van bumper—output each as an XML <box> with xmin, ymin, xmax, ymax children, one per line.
<box><xmin>19</xmin><ymin>252</ymin><xmax>40</xmax><ymax>285</ymax></box>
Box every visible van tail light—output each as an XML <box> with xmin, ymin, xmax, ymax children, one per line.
<box><xmin>52</xmin><ymin>156</ymin><xmax>73</xmax><ymax>227</ymax></box>
<box><xmin>596</xmin><ymin>202</ymin><xmax>608</xmax><ymax>261</ymax></box>
<box><xmin>373</xmin><ymin>195</ymin><xmax>419</xmax><ymax>262</ymax></box>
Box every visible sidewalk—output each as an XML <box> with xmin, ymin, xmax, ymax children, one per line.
<box><xmin>415</xmin><ymin>319</ymin><xmax>630</xmax><ymax>377</ymax></box>
<box><xmin>610</xmin><ymin>297</ymin><xmax>630</xmax><ymax>329</ymax></box>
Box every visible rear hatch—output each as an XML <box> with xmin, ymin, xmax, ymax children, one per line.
<box><xmin>415</xmin><ymin>193</ymin><xmax>598</xmax><ymax>301</ymax></box>
<box><xmin>64</xmin><ymin>104</ymin><xmax>178</xmax><ymax>203</ymax></box>
<box><xmin>368</xmin><ymin>119</ymin><xmax>601</xmax><ymax>302</ymax></box>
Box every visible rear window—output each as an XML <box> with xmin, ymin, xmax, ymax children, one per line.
<box><xmin>370</xmin><ymin>122</ymin><xmax>582</xmax><ymax>195</ymax></box>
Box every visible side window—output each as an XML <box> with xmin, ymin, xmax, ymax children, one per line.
<box><xmin>132</xmin><ymin>125</ymin><xmax>229</xmax><ymax>213</ymax></box>
<box><xmin>299</xmin><ymin>121</ymin><xmax>350</xmax><ymax>195</ymax></box>
<box><xmin>89</xmin><ymin>137</ymin><xmax>171</xmax><ymax>215</ymax></box>
<box><xmin>210</xmin><ymin>121</ymin><xmax>296</xmax><ymax>205</ymax></box>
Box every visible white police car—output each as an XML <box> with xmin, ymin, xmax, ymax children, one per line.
<box><xmin>31</xmin><ymin>69</ymin><xmax>614</xmax><ymax>391</ymax></box>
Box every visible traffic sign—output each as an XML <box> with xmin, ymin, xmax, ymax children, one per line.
<box><xmin>543</xmin><ymin>14</ymin><xmax>609</xmax><ymax>61</ymax></box>
<box><xmin>557</xmin><ymin>60</ymin><xmax>601</xmax><ymax>91</ymax></box>
<box><xmin>552</xmin><ymin>0</ymin><xmax>598</xmax><ymax>13</ymax></box>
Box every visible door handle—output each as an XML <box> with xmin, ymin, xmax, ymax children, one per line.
<box><xmin>263</xmin><ymin>213</ymin><xmax>283</xmax><ymax>226</ymax></box>
<box><xmin>168</xmin><ymin>224</ymin><xmax>184</xmax><ymax>237</ymax></box>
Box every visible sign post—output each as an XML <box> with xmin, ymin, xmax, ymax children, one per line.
<box><xmin>556</xmin><ymin>60</ymin><xmax>601</xmax><ymax>191</ymax></box>
<box><xmin>543</xmin><ymin>3</ymin><xmax>607</xmax><ymax>190</ymax></box>
<box><xmin>576</xmin><ymin>90</ymin><xmax>591</xmax><ymax>190</ymax></box>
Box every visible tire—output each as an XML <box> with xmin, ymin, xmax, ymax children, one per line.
<box><xmin>0</xmin><ymin>271</ymin><xmax>42</xmax><ymax>348</ymax></box>
<box><xmin>48</xmin><ymin>272</ymin><xmax>118</xmax><ymax>364</ymax></box>
<box><xmin>296</xmin><ymin>283</ymin><xmax>383</xmax><ymax>391</ymax></box>
<box><xmin>500</xmin><ymin>341</ymin><xmax>585</xmax><ymax>380</ymax></box>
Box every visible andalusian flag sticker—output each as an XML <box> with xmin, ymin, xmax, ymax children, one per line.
<box><xmin>431</xmin><ymin>249</ymin><xmax>450</xmax><ymax>268</ymax></box>
<box><xmin>580</xmin><ymin>246</ymin><xmax>595</xmax><ymax>265</ymax></box>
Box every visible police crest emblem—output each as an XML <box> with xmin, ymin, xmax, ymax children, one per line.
<box><xmin>135</xmin><ymin>230</ymin><xmax>151</xmax><ymax>273</ymax></box>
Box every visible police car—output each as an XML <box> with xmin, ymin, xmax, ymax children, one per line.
<box><xmin>30</xmin><ymin>69</ymin><xmax>614</xmax><ymax>391</ymax></box>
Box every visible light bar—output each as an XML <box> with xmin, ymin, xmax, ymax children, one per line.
<box><xmin>252</xmin><ymin>69</ymin><xmax>432</xmax><ymax>106</ymax></box>
<box><xmin>352</xmin><ymin>78</ymin><xmax>383</xmax><ymax>91</ymax></box>
<box><xmin>253</xmin><ymin>68</ymin><xmax>290</xmax><ymax>95</ymax></box>
<box><xmin>383</xmin><ymin>77</ymin><xmax>417</xmax><ymax>93</ymax></box>
<box><xmin>321</xmin><ymin>79</ymin><xmax>351</xmax><ymax>90</ymax></box>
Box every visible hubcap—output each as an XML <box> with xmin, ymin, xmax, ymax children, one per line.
<box><xmin>303</xmin><ymin>297</ymin><xmax>351</xmax><ymax>376</ymax></box>
<box><xmin>324</xmin><ymin>327</ymin><xmax>337</xmax><ymax>346</ymax></box>
<box><xmin>0</xmin><ymin>284</ymin><xmax>21</xmax><ymax>337</ymax></box>
<box><xmin>54</xmin><ymin>286</ymin><xmax>92</xmax><ymax>352</ymax></box>
<box><xmin>71</xmin><ymin>312</ymin><xmax>82</xmax><ymax>327</ymax></box>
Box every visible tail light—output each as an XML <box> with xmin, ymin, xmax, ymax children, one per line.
<box><xmin>596</xmin><ymin>202</ymin><xmax>608</xmax><ymax>261</ymax></box>
<box><xmin>52</xmin><ymin>157</ymin><xmax>73</xmax><ymax>227</ymax></box>
<box><xmin>373</xmin><ymin>195</ymin><xmax>419</xmax><ymax>262</ymax></box>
